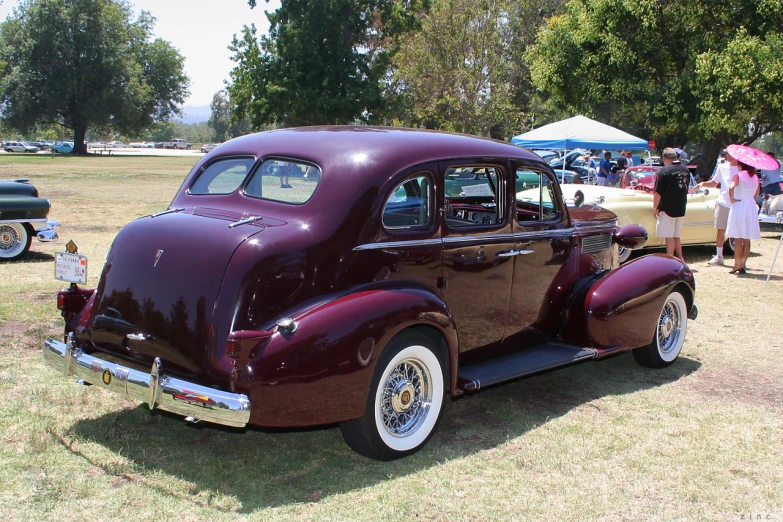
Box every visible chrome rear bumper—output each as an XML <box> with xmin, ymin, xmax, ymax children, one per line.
<box><xmin>43</xmin><ymin>335</ymin><xmax>250</xmax><ymax>428</ymax></box>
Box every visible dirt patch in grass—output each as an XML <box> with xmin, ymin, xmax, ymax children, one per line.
<box><xmin>0</xmin><ymin>320</ymin><xmax>30</xmax><ymax>339</ymax></box>
<box><xmin>681</xmin><ymin>367</ymin><xmax>783</xmax><ymax>412</ymax></box>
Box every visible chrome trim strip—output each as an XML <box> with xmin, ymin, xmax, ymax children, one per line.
<box><xmin>228</xmin><ymin>215</ymin><xmax>264</xmax><ymax>228</ymax></box>
<box><xmin>0</xmin><ymin>218</ymin><xmax>47</xmax><ymax>226</ymax></box>
<box><xmin>43</xmin><ymin>337</ymin><xmax>251</xmax><ymax>428</ymax></box>
<box><xmin>150</xmin><ymin>207</ymin><xmax>185</xmax><ymax>218</ymax></box>
<box><xmin>443</xmin><ymin>233</ymin><xmax>516</xmax><ymax>245</ymax></box>
<box><xmin>683</xmin><ymin>221</ymin><xmax>714</xmax><ymax>227</ymax></box>
<box><xmin>353</xmin><ymin>238</ymin><xmax>443</xmax><ymax>251</ymax></box>
<box><xmin>514</xmin><ymin>228</ymin><xmax>576</xmax><ymax>240</ymax></box>
<box><xmin>574</xmin><ymin>223</ymin><xmax>617</xmax><ymax>233</ymax></box>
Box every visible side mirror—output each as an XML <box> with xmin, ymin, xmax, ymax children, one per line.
<box><xmin>614</xmin><ymin>224</ymin><xmax>648</xmax><ymax>250</ymax></box>
<box><xmin>573</xmin><ymin>190</ymin><xmax>584</xmax><ymax>208</ymax></box>
<box><xmin>703</xmin><ymin>189</ymin><xmax>709</xmax><ymax>196</ymax></box>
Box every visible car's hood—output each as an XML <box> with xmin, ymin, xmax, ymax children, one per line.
<box><xmin>559</xmin><ymin>184</ymin><xmax>654</xmax><ymax>205</ymax></box>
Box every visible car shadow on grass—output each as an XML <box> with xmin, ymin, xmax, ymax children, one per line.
<box><xmin>64</xmin><ymin>352</ymin><xmax>700</xmax><ymax>513</ymax></box>
<box><xmin>5</xmin><ymin>250</ymin><xmax>54</xmax><ymax>263</ymax></box>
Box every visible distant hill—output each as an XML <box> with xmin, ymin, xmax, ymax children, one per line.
<box><xmin>174</xmin><ymin>105</ymin><xmax>211</xmax><ymax>125</ymax></box>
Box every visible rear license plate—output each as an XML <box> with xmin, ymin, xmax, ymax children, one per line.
<box><xmin>55</xmin><ymin>252</ymin><xmax>88</xmax><ymax>284</ymax></box>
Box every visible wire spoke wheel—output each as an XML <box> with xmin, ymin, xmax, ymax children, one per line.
<box><xmin>0</xmin><ymin>223</ymin><xmax>30</xmax><ymax>260</ymax></box>
<box><xmin>633</xmin><ymin>290</ymin><xmax>688</xmax><ymax>368</ymax></box>
<box><xmin>379</xmin><ymin>358</ymin><xmax>432</xmax><ymax>438</ymax></box>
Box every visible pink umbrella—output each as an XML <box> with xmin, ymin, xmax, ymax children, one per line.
<box><xmin>726</xmin><ymin>144</ymin><xmax>780</xmax><ymax>170</ymax></box>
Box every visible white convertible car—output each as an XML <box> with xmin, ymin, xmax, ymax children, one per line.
<box><xmin>557</xmin><ymin>184</ymin><xmax>729</xmax><ymax>262</ymax></box>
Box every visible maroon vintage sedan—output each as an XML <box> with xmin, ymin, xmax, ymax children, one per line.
<box><xmin>44</xmin><ymin>127</ymin><xmax>696</xmax><ymax>460</ymax></box>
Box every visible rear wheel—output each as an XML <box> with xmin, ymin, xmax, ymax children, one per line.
<box><xmin>633</xmin><ymin>290</ymin><xmax>687</xmax><ymax>368</ymax></box>
<box><xmin>723</xmin><ymin>238</ymin><xmax>735</xmax><ymax>255</ymax></box>
<box><xmin>0</xmin><ymin>223</ymin><xmax>32</xmax><ymax>261</ymax></box>
<box><xmin>340</xmin><ymin>331</ymin><xmax>446</xmax><ymax>460</ymax></box>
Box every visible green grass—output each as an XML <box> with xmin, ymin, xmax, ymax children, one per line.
<box><xmin>1</xmin><ymin>154</ymin><xmax>782</xmax><ymax>521</ymax></box>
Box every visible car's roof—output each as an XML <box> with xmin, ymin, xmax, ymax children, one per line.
<box><xmin>213</xmin><ymin>126</ymin><xmax>541</xmax><ymax>178</ymax></box>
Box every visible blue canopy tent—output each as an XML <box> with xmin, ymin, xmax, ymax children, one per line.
<box><xmin>511</xmin><ymin>115</ymin><xmax>650</xmax><ymax>182</ymax></box>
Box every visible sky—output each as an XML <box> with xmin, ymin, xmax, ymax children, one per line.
<box><xmin>0</xmin><ymin>0</ymin><xmax>282</xmax><ymax>107</ymax></box>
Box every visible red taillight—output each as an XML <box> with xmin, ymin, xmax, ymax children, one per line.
<box><xmin>56</xmin><ymin>285</ymin><xmax>96</xmax><ymax>318</ymax></box>
<box><xmin>225</xmin><ymin>330</ymin><xmax>274</xmax><ymax>365</ymax></box>
<box><xmin>226</xmin><ymin>339</ymin><xmax>243</xmax><ymax>359</ymax></box>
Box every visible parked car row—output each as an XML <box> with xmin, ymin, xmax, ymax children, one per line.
<box><xmin>3</xmin><ymin>141</ymin><xmax>41</xmax><ymax>153</ymax></box>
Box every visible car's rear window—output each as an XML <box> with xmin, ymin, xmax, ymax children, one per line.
<box><xmin>244</xmin><ymin>159</ymin><xmax>320</xmax><ymax>204</ymax></box>
<box><xmin>190</xmin><ymin>158</ymin><xmax>255</xmax><ymax>195</ymax></box>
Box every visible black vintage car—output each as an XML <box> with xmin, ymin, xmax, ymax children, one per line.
<box><xmin>0</xmin><ymin>179</ymin><xmax>59</xmax><ymax>260</ymax></box>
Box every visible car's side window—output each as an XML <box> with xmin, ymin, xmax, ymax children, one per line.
<box><xmin>382</xmin><ymin>175</ymin><xmax>432</xmax><ymax>230</ymax></box>
<box><xmin>190</xmin><ymin>158</ymin><xmax>255</xmax><ymax>195</ymax></box>
<box><xmin>516</xmin><ymin>169</ymin><xmax>561</xmax><ymax>223</ymax></box>
<box><xmin>444</xmin><ymin>166</ymin><xmax>503</xmax><ymax>228</ymax></box>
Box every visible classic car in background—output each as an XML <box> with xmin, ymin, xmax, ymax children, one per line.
<box><xmin>0</xmin><ymin>179</ymin><xmax>59</xmax><ymax>260</ymax></box>
<box><xmin>44</xmin><ymin>127</ymin><xmax>696</xmax><ymax>460</ymax></box>
<box><xmin>559</xmin><ymin>183</ymin><xmax>728</xmax><ymax>263</ymax></box>
<box><xmin>619</xmin><ymin>165</ymin><xmax>661</xmax><ymax>190</ymax></box>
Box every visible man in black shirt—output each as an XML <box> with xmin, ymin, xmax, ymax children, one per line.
<box><xmin>654</xmin><ymin>147</ymin><xmax>690</xmax><ymax>260</ymax></box>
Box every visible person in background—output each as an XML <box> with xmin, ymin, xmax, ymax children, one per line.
<box><xmin>757</xmin><ymin>152</ymin><xmax>781</xmax><ymax>206</ymax></box>
<box><xmin>597</xmin><ymin>151</ymin><xmax>612</xmax><ymax>186</ymax></box>
<box><xmin>695</xmin><ymin>150</ymin><xmax>738</xmax><ymax>266</ymax></box>
<box><xmin>615</xmin><ymin>151</ymin><xmax>629</xmax><ymax>187</ymax></box>
<box><xmin>725</xmin><ymin>161</ymin><xmax>761</xmax><ymax>274</ymax></box>
<box><xmin>654</xmin><ymin>148</ymin><xmax>690</xmax><ymax>261</ymax></box>
<box><xmin>583</xmin><ymin>153</ymin><xmax>597</xmax><ymax>183</ymax></box>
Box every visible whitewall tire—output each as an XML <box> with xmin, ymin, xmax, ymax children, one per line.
<box><xmin>341</xmin><ymin>331</ymin><xmax>446</xmax><ymax>460</ymax></box>
<box><xmin>633</xmin><ymin>290</ymin><xmax>687</xmax><ymax>368</ymax></box>
<box><xmin>0</xmin><ymin>223</ymin><xmax>32</xmax><ymax>261</ymax></box>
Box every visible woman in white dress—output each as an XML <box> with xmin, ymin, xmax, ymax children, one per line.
<box><xmin>725</xmin><ymin>161</ymin><xmax>761</xmax><ymax>274</ymax></box>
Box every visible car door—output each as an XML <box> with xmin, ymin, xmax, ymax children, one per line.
<box><xmin>507</xmin><ymin>165</ymin><xmax>574</xmax><ymax>347</ymax></box>
<box><xmin>440</xmin><ymin>161</ymin><xmax>515</xmax><ymax>356</ymax></box>
<box><xmin>682</xmin><ymin>188</ymin><xmax>718</xmax><ymax>244</ymax></box>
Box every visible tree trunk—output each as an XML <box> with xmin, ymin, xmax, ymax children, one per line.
<box><xmin>72</xmin><ymin>126</ymin><xmax>88</xmax><ymax>155</ymax></box>
<box><xmin>699</xmin><ymin>131</ymin><xmax>734</xmax><ymax>181</ymax></box>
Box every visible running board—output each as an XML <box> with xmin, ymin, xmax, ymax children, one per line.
<box><xmin>458</xmin><ymin>343</ymin><xmax>597</xmax><ymax>392</ymax></box>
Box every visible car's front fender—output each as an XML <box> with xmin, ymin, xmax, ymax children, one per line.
<box><xmin>239</xmin><ymin>285</ymin><xmax>457</xmax><ymax>428</ymax></box>
<box><xmin>584</xmin><ymin>254</ymin><xmax>695</xmax><ymax>352</ymax></box>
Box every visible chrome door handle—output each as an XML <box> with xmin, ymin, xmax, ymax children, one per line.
<box><xmin>497</xmin><ymin>249</ymin><xmax>534</xmax><ymax>257</ymax></box>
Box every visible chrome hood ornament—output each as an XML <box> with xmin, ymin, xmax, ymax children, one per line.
<box><xmin>154</xmin><ymin>249</ymin><xmax>164</xmax><ymax>267</ymax></box>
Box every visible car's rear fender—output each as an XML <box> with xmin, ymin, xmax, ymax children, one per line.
<box><xmin>238</xmin><ymin>284</ymin><xmax>457</xmax><ymax>428</ymax></box>
<box><xmin>582</xmin><ymin>254</ymin><xmax>695</xmax><ymax>353</ymax></box>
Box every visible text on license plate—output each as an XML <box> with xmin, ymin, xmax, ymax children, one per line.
<box><xmin>55</xmin><ymin>252</ymin><xmax>88</xmax><ymax>284</ymax></box>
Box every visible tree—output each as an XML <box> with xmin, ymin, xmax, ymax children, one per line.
<box><xmin>208</xmin><ymin>89</ymin><xmax>252</xmax><ymax>142</ymax></box>
<box><xmin>390</xmin><ymin>0</ymin><xmax>522</xmax><ymax>138</ymax></box>
<box><xmin>525</xmin><ymin>0</ymin><xmax>783</xmax><ymax>166</ymax></box>
<box><xmin>228</xmin><ymin>0</ymin><xmax>427</xmax><ymax>128</ymax></box>
<box><xmin>0</xmin><ymin>0</ymin><xmax>189</xmax><ymax>154</ymax></box>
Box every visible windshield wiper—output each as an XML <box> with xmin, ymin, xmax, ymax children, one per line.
<box><xmin>228</xmin><ymin>216</ymin><xmax>264</xmax><ymax>228</ymax></box>
<box><xmin>151</xmin><ymin>207</ymin><xmax>185</xmax><ymax>218</ymax></box>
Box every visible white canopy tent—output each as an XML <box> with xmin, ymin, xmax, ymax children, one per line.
<box><xmin>511</xmin><ymin>115</ymin><xmax>651</xmax><ymax>183</ymax></box>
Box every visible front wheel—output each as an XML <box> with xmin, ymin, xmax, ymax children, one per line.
<box><xmin>633</xmin><ymin>290</ymin><xmax>688</xmax><ymax>368</ymax></box>
<box><xmin>0</xmin><ymin>223</ymin><xmax>32</xmax><ymax>261</ymax></box>
<box><xmin>340</xmin><ymin>331</ymin><xmax>446</xmax><ymax>460</ymax></box>
<box><xmin>618</xmin><ymin>246</ymin><xmax>632</xmax><ymax>264</ymax></box>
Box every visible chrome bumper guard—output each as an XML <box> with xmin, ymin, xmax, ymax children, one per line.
<box><xmin>43</xmin><ymin>335</ymin><xmax>250</xmax><ymax>428</ymax></box>
<box><xmin>35</xmin><ymin>220</ymin><xmax>60</xmax><ymax>242</ymax></box>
